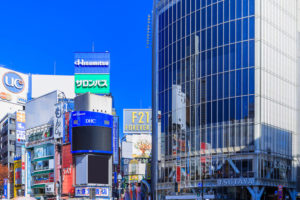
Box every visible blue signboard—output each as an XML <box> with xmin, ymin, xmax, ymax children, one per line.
<box><xmin>16</xmin><ymin>122</ymin><xmax>26</xmax><ymax>144</ymax></box>
<box><xmin>26</xmin><ymin>151</ymin><xmax>31</xmax><ymax>195</ymax></box>
<box><xmin>3</xmin><ymin>179</ymin><xmax>7</xmax><ymax>199</ymax></box>
<box><xmin>71</xmin><ymin>111</ymin><xmax>113</xmax><ymax>128</ymax></box>
<box><xmin>74</xmin><ymin>52</ymin><xmax>110</xmax><ymax>74</ymax></box>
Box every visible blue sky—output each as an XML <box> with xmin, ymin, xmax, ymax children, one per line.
<box><xmin>0</xmin><ymin>0</ymin><xmax>153</xmax><ymax>134</ymax></box>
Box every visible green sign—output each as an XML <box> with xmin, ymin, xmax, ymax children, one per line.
<box><xmin>75</xmin><ymin>74</ymin><xmax>110</xmax><ymax>94</ymax></box>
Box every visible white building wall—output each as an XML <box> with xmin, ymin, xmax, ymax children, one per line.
<box><xmin>0</xmin><ymin>101</ymin><xmax>24</xmax><ymax>120</ymax></box>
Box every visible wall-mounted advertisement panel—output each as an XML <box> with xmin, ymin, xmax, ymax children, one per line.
<box><xmin>62</xmin><ymin>144</ymin><xmax>74</xmax><ymax>196</ymax></box>
<box><xmin>74</xmin><ymin>52</ymin><xmax>110</xmax><ymax>74</ymax></box>
<box><xmin>75</xmin><ymin>74</ymin><xmax>110</xmax><ymax>94</ymax></box>
<box><xmin>125</xmin><ymin>134</ymin><xmax>152</xmax><ymax>158</ymax></box>
<box><xmin>123</xmin><ymin>109</ymin><xmax>152</xmax><ymax>134</ymax></box>
<box><xmin>0</xmin><ymin>67</ymin><xmax>28</xmax><ymax>104</ymax></box>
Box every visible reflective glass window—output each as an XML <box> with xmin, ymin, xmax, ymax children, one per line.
<box><xmin>201</xmin><ymin>52</ymin><xmax>206</xmax><ymax>76</ymax></box>
<box><xmin>236</xmin><ymin>69</ymin><xmax>241</xmax><ymax>96</ymax></box>
<box><xmin>236</xmin><ymin>42</ymin><xmax>242</xmax><ymax>69</ymax></box>
<box><xmin>243</xmin><ymin>17</ymin><xmax>248</xmax><ymax>40</ymax></box>
<box><xmin>182</xmin><ymin>39</ymin><xmax>186</xmax><ymax>58</ymax></box>
<box><xmin>249</xmin><ymin>0</ymin><xmax>255</xmax><ymax>15</ymax></box>
<box><xmin>213</xmin><ymin>4</ymin><xmax>218</xmax><ymax>25</ymax></box>
<box><xmin>249</xmin><ymin>17</ymin><xmax>255</xmax><ymax>39</ymax></box>
<box><xmin>236</xmin><ymin>0</ymin><xmax>242</xmax><ymax>18</ymax></box>
<box><xmin>182</xmin><ymin>18</ymin><xmax>186</xmax><ymax>37</ymax></box>
<box><xmin>243</xmin><ymin>0</ymin><xmax>248</xmax><ymax>17</ymax></box>
<box><xmin>224</xmin><ymin>22</ymin><xmax>229</xmax><ymax>44</ymax></box>
<box><xmin>177</xmin><ymin>20</ymin><xmax>181</xmax><ymax>40</ymax></box>
<box><xmin>197</xmin><ymin>0</ymin><xmax>200</xmax><ymax>10</ymax></box>
<box><xmin>177</xmin><ymin>1</ymin><xmax>181</xmax><ymax>19</ymax></box>
<box><xmin>242</xmin><ymin>96</ymin><xmax>248</xmax><ymax>119</ymax></box>
<box><xmin>192</xmin><ymin>0</ymin><xmax>196</xmax><ymax>12</ymax></box>
<box><xmin>242</xmin><ymin>68</ymin><xmax>248</xmax><ymax>95</ymax></box>
<box><xmin>213</xmin><ymin>49</ymin><xmax>217</xmax><ymax>73</ymax></box>
<box><xmin>207</xmin><ymin>76</ymin><xmax>211</xmax><ymax>101</ymax></box>
<box><xmin>218</xmin><ymin>47</ymin><xmax>223</xmax><ymax>72</ymax></box>
<box><xmin>192</xmin><ymin>13</ymin><xmax>196</xmax><ymax>33</ymax></box>
<box><xmin>212</xmin><ymin>127</ymin><xmax>217</xmax><ymax>148</ymax></box>
<box><xmin>207</xmin><ymin>50</ymin><xmax>212</xmax><ymax>75</ymax></box>
<box><xmin>243</xmin><ymin>41</ymin><xmax>248</xmax><ymax>68</ymax></box>
<box><xmin>201</xmin><ymin>30</ymin><xmax>206</xmax><ymax>51</ymax></box>
<box><xmin>201</xmin><ymin>8</ymin><xmax>206</xmax><ymax>29</ymax></box>
<box><xmin>207</xmin><ymin>102</ymin><xmax>212</xmax><ymax>124</ymax></box>
<box><xmin>237</xmin><ymin>20</ymin><xmax>242</xmax><ymax>42</ymax></box>
<box><xmin>218</xmin><ymin>74</ymin><xmax>223</xmax><ymax>99</ymax></box>
<box><xmin>224</xmin><ymin>0</ymin><xmax>229</xmax><ymax>21</ymax></box>
<box><xmin>224</xmin><ymin>99</ymin><xmax>229</xmax><ymax>121</ymax></box>
<box><xmin>212</xmin><ymin>101</ymin><xmax>217</xmax><ymax>124</ymax></box>
<box><xmin>218</xmin><ymin>24</ymin><xmax>223</xmax><ymax>46</ymax></box>
<box><xmin>213</xmin><ymin>26</ymin><xmax>217</xmax><ymax>48</ymax></box>
<box><xmin>207</xmin><ymin>6</ymin><xmax>212</xmax><ymax>27</ymax></box>
<box><xmin>212</xmin><ymin>75</ymin><xmax>217</xmax><ymax>100</ymax></box>
<box><xmin>230</xmin><ymin>71</ymin><xmax>235</xmax><ymax>97</ymax></box>
<box><xmin>182</xmin><ymin>0</ymin><xmax>186</xmax><ymax>16</ymax></box>
<box><xmin>218</xmin><ymin>2</ymin><xmax>223</xmax><ymax>24</ymax></box>
<box><xmin>249</xmin><ymin>68</ymin><xmax>254</xmax><ymax>94</ymax></box>
<box><xmin>187</xmin><ymin>15</ymin><xmax>191</xmax><ymax>35</ymax></box>
<box><xmin>207</xmin><ymin>28</ymin><xmax>212</xmax><ymax>50</ymax></box>
<box><xmin>224</xmin><ymin>72</ymin><xmax>229</xmax><ymax>98</ymax></box>
<box><xmin>196</xmin><ymin>11</ymin><xmax>201</xmax><ymax>31</ymax></box>
<box><xmin>230</xmin><ymin>44</ymin><xmax>235</xmax><ymax>70</ymax></box>
<box><xmin>230</xmin><ymin>21</ymin><xmax>235</xmax><ymax>43</ymax></box>
<box><xmin>230</xmin><ymin>98</ymin><xmax>235</xmax><ymax>120</ymax></box>
<box><xmin>236</xmin><ymin>97</ymin><xmax>241</xmax><ymax>120</ymax></box>
<box><xmin>218</xmin><ymin>126</ymin><xmax>223</xmax><ymax>148</ymax></box>
<box><xmin>230</xmin><ymin>0</ymin><xmax>235</xmax><ymax>20</ymax></box>
<box><xmin>224</xmin><ymin>45</ymin><xmax>229</xmax><ymax>71</ymax></box>
<box><xmin>173</xmin><ymin>5</ymin><xmax>176</xmax><ymax>21</ymax></box>
<box><xmin>249</xmin><ymin>40</ymin><xmax>255</xmax><ymax>66</ymax></box>
<box><xmin>187</xmin><ymin>0</ymin><xmax>191</xmax><ymax>14</ymax></box>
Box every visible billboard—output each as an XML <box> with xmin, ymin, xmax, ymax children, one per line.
<box><xmin>74</xmin><ymin>52</ymin><xmax>110</xmax><ymax>74</ymax></box>
<box><xmin>71</xmin><ymin>111</ymin><xmax>113</xmax><ymax>154</ymax></box>
<box><xmin>0</xmin><ymin>67</ymin><xmax>28</xmax><ymax>104</ymax></box>
<box><xmin>125</xmin><ymin>134</ymin><xmax>151</xmax><ymax>158</ymax></box>
<box><xmin>25</xmin><ymin>90</ymin><xmax>58</xmax><ymax>130</ymax></box>
<box><xmin>74</xmin><ymin>74</ymin><xmax>110</xmax><ymax>94</ymax></box>
<box><xmin>123</xmin><ymin>109</ymin><xmax>152</xmax><ymax>134</ymax></box>
<box><xmin>14</xmin><ymin>157</ymin><xmax>22</xmax><ymax>196</ymax></box>
<box><xmin>16</xmin><ymin>111</ymin><xmax>26</xmax><ymax>144</ymax></box>
<box><xmin>62</xmin><ymin>144</ymin><xmax>74</xmax><ymax>196</ymax></box>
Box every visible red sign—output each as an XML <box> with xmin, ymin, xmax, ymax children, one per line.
<box><xmin>62</xmin><ymin>144</ymin><xmax>74</xmax><ymax>196</ymax></box>
<box><xmin>64</xmin><ymin>112</ymin><xmax>70</xmax><ymax>143</ymax></box>
<box><xmin>176</xmin><ymin>166</ymin><xmax>181</xmax><ymax>182</ymax></box>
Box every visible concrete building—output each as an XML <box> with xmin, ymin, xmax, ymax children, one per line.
<box><xmin>152</xmin><ymin>0</ymin><xmax>300</xmax><ymax>199</ymax></box>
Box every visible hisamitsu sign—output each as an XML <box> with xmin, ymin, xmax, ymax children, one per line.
<box><xmin>75</xmin><ymin>74</ymin><xmax>110</xmax><ymax>94</ymax></box>
<box><xmin>123</xmin><ymin>109</ymin><xmax>152</xmax><ymax>134</ymax></box>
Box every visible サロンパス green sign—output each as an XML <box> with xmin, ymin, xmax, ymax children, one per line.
<box><xmin>75</xmin><ymin>74</ymin><xmax>110</xmax><ymax>94</ymax></box>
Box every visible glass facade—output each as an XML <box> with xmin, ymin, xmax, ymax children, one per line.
<box><xmin>155</xmin><ymin>0</ymin><xmax>295</xmax><ymax>199</ymax></box>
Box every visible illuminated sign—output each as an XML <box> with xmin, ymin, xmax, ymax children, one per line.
<box><xmin>3</xmin><ymin>72</ymin><xmax>24</xmax><ymax>93</ymax></box>
<box><xmin>75</xmin><ymin>187</ymin><xmax>109</xmax><ymax>197</ymax></box>
<box><xmin>74</xmin><ymin>52</ymin><xmax>110</xmax><ymax>74</ymax></box>
<box><xmin>16</xmin><ymin>112</ymin><xmax>26</xmax><ymax>143</ymax></box>
<box><xmin>123</xmin><ymin>109</ymin><xmax>152</xmax><ymax>134</ymax></box>
<box><xmin>75</xmin><ymin>74</ymin><xmax>110</xmax><ymax>94</ymax></box>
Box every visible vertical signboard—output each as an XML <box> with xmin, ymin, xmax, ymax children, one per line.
<box><xmin>16</xmin><ymin>111</ymin><xmax>26</xmax><ymax>144</ymax></box>
<box><xmin>113</xmin><ymin>116</ymin><xmax>119</xmax><ymax>165</ymax></box>
<box><xmin>26</xmin><ymin>151</ymin><xmax>31</xmax><ymax>195</ymax></box>
<box><xmin>123</xmin><ymin>109</ymin><xmax>152</xmax><ymax>134</ymax></box>
<box><xmin>54</xmin><ymin>102</ymin><xmax>64</xmax><ymax>139</ymax></box>
<box><xmin>14</xmin><ymin>157</ymin><xmax>22</xmax><ymax>197</ymax></box>
<box><xmin>21</xmin><ymin>147</ymin><xmax>25</xmax><ymax>185</ymax></box>
<box><xmin>63</xmin><ymin>112</ymin><xmax>70</xmax><ymax>144</ymax></box>
<box><xmin>62</xmin><ymin>144</ymin><xmax>75</xmax><ymax>196</ymax></box>
<box><xmin>3</xmin><ymin>178</ymin><xmax>8</xmax><ymax>199</ymax></box>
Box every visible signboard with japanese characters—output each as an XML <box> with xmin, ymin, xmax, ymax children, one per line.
<box><xmin>74</xmin><ymin>74</ymin><xmax>110</xmax><ymax>94</ymax></box>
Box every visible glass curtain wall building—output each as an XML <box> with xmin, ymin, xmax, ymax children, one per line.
<box><xmin>153</xmin><ymin>0</ymin><xmax>299</xmax><ymax>199</ymax></box>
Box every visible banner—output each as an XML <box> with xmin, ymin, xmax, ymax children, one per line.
<box><xmin>16</xmin><ymin>111</ymin><xmax>26</xmax><ymax>144</ymax></box>
<box><xmin>113</xmin><ymin>116</ymin><xmax>119</xmax><ymax>165</ymax></box>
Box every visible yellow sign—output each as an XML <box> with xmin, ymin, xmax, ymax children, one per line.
<box><xmin>129</xmin><ymin>175</ymin><xmax>139</xmax><ymax>181</ymax></box>
<box><xmin>123</xmin><ymin>109</ymin><xmax>152</xmax><ymax>134</ymax></box>
<box><xmin>14</xmin><ymin>158</ymin><xmax>22</xmax><ymax>197</ymax></box>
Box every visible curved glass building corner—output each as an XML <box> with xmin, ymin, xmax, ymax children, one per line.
<box><xmin>154</xmin><ymin>0</ymin><xmax>297</xmax><ymax>199</ymax></box>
